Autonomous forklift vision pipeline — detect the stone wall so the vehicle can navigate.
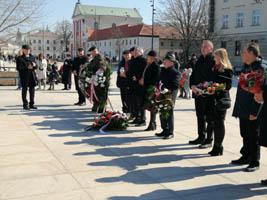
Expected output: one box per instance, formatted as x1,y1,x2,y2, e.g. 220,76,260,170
0,72,18,86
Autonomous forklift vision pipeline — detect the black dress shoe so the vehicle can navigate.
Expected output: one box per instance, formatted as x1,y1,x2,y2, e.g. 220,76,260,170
155,131,166,137
23,106,30,110
189,137,205,145
74,102,81,105
163,134,174,140
261,179,267,185
231,157,251,165
199,140,212,149
244,162,259,172
209,145,223,156
79,102,86,106
62,88,67,90
135,120,146,127
145,122,156,131
29,105,37,109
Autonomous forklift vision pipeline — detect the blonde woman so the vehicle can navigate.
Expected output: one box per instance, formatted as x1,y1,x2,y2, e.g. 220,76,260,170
207,48,234,156
36,53,47,90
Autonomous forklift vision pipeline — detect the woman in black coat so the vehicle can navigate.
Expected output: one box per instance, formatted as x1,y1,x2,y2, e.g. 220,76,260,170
139,50,160,131
254,80,267,185
206,48,234,156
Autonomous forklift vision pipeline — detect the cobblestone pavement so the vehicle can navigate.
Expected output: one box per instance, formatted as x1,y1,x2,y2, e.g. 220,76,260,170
0,72,267,200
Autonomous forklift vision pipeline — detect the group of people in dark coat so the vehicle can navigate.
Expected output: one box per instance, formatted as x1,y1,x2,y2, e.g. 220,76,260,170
117,47,180,139
189,41,267,185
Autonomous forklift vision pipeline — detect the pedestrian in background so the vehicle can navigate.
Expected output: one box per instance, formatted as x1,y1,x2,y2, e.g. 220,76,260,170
36,53,47,90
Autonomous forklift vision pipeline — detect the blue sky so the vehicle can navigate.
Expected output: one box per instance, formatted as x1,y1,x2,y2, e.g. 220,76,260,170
45,0,155,29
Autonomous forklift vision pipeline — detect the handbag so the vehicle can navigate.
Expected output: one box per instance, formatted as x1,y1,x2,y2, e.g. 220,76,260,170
215,97,231,111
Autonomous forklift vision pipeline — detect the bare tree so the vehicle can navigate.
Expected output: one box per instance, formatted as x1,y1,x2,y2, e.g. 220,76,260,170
0,0,47,39
157,0,215,62
111,28,125,61
54,20,72,53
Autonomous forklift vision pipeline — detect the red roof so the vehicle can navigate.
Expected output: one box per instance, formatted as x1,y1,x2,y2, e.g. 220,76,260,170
88,24,181,41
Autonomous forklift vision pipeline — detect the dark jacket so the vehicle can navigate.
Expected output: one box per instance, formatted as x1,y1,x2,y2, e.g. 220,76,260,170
72,55,88,73
190,53,215,87
87,54,102,75
232,59,267,119
16,54,37,88
160,66,180,91
188,58,197,71
259,81,267,147
62,58,73,84
128,55,147,95
116,58,130,88
144,61,161,89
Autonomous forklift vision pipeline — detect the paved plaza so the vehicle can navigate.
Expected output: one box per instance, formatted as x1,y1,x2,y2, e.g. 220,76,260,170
1,72,267,200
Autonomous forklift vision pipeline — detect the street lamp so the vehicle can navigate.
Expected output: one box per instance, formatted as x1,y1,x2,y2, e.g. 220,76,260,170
150,0,156,50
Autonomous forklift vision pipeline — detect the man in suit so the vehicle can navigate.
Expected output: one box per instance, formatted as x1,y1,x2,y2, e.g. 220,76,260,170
73,48,88,106
16,45,38,110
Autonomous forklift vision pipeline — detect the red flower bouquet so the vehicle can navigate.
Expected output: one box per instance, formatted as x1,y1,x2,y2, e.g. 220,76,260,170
157,88,173,120
196,81,226,95
239,71,266,94
91,110,128,132
144,85,160,112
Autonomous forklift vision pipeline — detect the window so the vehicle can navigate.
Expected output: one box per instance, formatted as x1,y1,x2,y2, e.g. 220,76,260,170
112,23,116,27
38,40,41,44
47,47,50,50
104,42,106,46
47,40,49,44
38,46,41,50
222,15,229,29
53,47,56,51
224,0,229,2
61,41,63,44
221,41,227,49
76,21,79,32
53,40,56,44
33,47,36,50
161,42,164,46
122,40,124,45
235,41,241,56
130,40,131,45
236,12,244,28
170,41,174,47
33,40,36,44
126,40,128,45
134,39,136,45
110,42,111,46
252,10,260,26
100,42,101,47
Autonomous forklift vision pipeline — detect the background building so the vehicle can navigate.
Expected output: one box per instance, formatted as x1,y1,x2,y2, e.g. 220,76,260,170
86,24,184,61
213,0,267,67
71,2,143,56
26,30,63,59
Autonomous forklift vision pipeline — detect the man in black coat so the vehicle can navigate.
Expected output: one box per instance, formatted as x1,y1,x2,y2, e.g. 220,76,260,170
73,48,88,106
128,47,147,126
189,40,215,147
232,42,267,172
254,74,267,184
117,50,132,114
62,54,73,90
155,52,180,139
87,46,103,112
16,45,38,110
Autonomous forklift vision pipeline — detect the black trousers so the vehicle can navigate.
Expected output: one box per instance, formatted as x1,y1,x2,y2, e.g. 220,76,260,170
120,87,132,113
194,96,214,140
22,86,35,107
74,75,85,103
160,89,178,134
132,94,146,121
63,71,72,89
239,118,261,163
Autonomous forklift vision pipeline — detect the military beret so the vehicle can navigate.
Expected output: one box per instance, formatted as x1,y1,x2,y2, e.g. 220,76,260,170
123,50,130,55
77,47,84,51
88,46,96,52
147,50,157,57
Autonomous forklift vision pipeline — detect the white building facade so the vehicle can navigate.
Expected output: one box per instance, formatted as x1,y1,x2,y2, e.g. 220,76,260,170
212,0,267,66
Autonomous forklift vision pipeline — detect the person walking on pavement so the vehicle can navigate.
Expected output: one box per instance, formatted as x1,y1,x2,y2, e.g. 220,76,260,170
62,54,73,90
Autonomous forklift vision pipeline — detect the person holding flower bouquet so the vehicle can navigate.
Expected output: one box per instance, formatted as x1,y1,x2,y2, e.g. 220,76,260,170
232,42,267,172
140,50,160,131
155,52,180,139
205,48,234,156
254,76,267,185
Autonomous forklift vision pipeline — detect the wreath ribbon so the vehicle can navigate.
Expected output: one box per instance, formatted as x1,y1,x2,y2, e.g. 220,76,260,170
99,114,121,134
